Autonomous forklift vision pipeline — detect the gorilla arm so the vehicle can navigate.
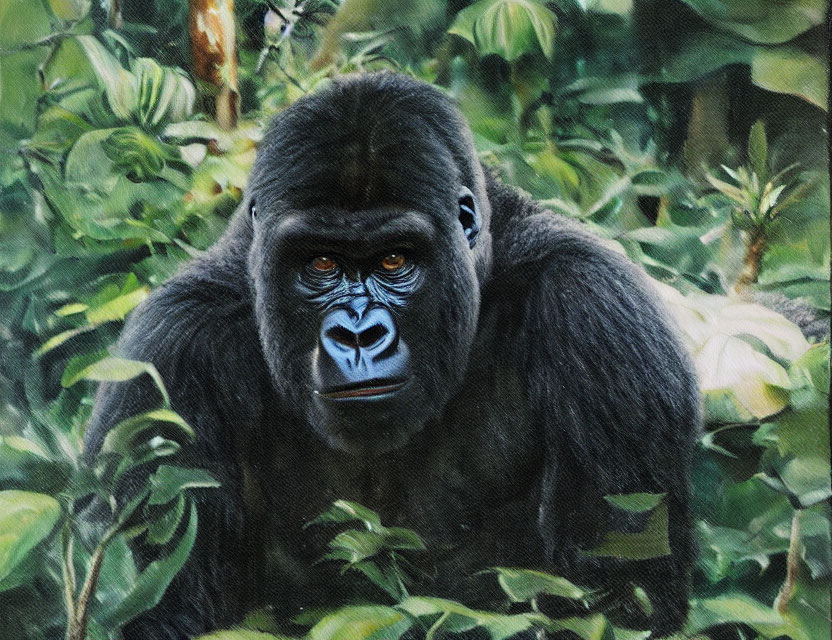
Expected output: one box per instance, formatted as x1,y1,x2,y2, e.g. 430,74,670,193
84,258,266,639
491,210,700,633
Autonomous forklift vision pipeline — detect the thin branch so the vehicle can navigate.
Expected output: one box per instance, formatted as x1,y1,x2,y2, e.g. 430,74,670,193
61,522,76,624
775,509,802,615
65,526,118,640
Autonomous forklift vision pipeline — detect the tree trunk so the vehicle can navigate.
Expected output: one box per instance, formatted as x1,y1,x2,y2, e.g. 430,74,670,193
189,0,239,129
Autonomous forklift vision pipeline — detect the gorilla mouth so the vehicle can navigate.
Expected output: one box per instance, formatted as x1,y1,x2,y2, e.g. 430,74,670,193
316,378,409,399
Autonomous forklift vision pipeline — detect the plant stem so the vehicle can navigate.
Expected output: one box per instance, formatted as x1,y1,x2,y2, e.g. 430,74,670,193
774,509,802,615
735,227,767,292
65,526,118,640
61,522,76,623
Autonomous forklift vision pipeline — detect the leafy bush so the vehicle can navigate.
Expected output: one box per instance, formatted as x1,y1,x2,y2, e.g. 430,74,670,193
0,1,828,639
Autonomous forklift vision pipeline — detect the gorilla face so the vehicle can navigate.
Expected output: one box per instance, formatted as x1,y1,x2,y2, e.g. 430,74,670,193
248,195,483,454
243,74,492,455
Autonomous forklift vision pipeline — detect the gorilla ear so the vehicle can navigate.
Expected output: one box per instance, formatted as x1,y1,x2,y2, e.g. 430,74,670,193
458,188,481,249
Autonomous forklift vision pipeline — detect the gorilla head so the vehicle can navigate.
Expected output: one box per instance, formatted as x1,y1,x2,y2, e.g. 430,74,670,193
246,73,493,454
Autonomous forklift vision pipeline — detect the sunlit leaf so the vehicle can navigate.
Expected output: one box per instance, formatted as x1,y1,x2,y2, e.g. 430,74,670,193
449,0,558,61
491,567,585,602
0,491,61,585
307,605,411,640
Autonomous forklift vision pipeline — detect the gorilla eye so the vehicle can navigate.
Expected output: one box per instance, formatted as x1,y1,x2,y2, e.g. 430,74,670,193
311,256,337,272
380,254,406,271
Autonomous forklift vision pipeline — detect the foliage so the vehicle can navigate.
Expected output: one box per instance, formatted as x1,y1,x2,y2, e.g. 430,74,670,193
0,0,828,638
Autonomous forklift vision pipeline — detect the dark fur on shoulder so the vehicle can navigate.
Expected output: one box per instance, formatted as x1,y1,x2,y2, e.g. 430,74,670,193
85,72,700,638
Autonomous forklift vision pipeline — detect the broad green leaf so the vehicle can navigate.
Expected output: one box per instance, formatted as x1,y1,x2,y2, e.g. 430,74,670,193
695,334,792,422
686,593,803,639
760,455,832,508
751,46,828,111
604,493,666,513
585,503,671,560
658,31,752,84
681,0,824,45
147,466,221,506
100,409,194,456
449,0,558,61
0,491,61,584
74,35,138,121
62,357,169,406
146,494,186,545
60,350,108,388
398,597,554,639
101,502,199,628
308,605,411,640
47,0,90,21
491,567,585,602
84,285,148,324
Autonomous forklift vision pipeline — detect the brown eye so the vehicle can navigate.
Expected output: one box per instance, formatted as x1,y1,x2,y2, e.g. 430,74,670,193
311,256,337,272
380,254,406,271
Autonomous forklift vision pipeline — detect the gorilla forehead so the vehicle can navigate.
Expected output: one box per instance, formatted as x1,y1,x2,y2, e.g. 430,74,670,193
269,207,440,259
251,73,479,214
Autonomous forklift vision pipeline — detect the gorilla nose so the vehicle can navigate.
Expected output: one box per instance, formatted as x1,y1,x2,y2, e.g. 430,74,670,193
321,306,397,359
325,322,389,350
317,305,410,394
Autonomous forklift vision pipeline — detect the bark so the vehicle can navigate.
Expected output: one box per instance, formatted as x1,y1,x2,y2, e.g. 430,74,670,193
189,0,239,129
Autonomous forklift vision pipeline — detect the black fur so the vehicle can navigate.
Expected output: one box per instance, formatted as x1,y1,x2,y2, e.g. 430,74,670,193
85,72,701,638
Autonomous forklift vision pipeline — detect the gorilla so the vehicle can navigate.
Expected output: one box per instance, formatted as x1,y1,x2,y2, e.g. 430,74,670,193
85,72,700,638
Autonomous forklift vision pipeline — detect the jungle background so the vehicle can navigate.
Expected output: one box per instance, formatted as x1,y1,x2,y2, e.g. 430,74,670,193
0,1,829,639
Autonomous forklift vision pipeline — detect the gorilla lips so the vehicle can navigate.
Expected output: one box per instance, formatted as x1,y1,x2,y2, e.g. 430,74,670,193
315,378,409,399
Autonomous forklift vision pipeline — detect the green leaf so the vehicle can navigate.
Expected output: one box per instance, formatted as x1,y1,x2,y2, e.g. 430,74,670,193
61,357,170,406
695,334,793,422
308,605,412,640
307,500,382,530
0,491,61,585
397,597,550,640
686,593,803,639
328,530,385,564
751,46,828,111
681,0,825,45
604,492,666,513
491,567,585,602
84,284,148,324
748,120,769,184
146,493,186,545
449,0,558,61
74,35,138,120
381,526,427,551
147,466,221,506
101,501,199,628
100,409,194,456
35,324,100,356
47,0,90,21
585,503,671,560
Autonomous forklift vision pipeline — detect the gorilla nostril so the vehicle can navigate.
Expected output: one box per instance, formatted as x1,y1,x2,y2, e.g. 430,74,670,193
326,326,358,347
358,324,388,348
